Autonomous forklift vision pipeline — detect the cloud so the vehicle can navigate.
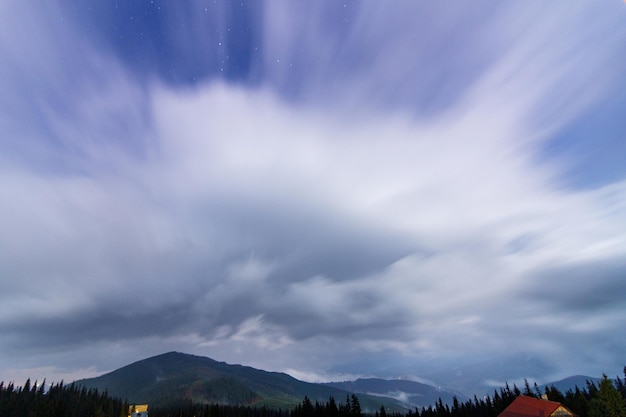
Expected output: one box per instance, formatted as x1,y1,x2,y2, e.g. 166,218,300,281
1,366,103,386
1,0,626,388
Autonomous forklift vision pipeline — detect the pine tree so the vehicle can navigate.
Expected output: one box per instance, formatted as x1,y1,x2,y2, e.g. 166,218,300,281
523,379,534,397
589,375,626,417
350,395,362,417
567,386,590,417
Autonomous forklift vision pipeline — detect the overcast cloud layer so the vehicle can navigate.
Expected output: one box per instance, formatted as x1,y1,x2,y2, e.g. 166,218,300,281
1,1,626,393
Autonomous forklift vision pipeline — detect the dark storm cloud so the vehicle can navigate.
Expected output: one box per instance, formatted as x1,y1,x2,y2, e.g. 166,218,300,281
522,257,626,313
0,163,417,351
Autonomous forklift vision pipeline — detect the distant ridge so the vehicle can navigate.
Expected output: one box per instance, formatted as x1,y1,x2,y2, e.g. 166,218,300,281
75,352,407,411
325,378,467,408
540,375,601,394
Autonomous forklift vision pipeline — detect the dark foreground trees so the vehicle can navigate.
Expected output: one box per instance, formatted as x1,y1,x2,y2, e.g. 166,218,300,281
0,379,126,417
288,368,626,417
2,367,625,417
589,374,626,417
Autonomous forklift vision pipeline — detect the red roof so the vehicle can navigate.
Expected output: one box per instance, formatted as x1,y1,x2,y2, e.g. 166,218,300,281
498,396,575,417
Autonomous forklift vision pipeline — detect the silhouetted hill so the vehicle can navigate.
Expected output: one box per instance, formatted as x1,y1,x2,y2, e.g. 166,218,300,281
540,375,601,394
75,352,406,411
325,378,467,408
420,355,552,397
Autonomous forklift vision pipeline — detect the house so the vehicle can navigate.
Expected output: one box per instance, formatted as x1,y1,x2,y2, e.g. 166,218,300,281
498,395,577,417
128,404,149,417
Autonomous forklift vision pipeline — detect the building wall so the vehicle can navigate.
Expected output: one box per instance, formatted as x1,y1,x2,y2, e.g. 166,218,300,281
551,406,575,417
129,404,149,417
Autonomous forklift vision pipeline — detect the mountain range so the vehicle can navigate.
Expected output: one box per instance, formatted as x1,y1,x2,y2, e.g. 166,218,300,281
539,375,602,394
75,352,407,411
75,352,600,411
325,378,466,409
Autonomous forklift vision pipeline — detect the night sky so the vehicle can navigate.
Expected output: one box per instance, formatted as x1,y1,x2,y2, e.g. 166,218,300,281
1,1,626,392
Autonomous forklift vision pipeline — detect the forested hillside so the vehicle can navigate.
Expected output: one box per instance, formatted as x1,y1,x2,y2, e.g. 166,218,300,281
75,352,405,410
324,378,464,409
288,372,626,417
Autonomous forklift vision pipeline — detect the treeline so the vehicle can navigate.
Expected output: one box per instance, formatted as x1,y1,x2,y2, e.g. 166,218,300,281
289,369,626,417
149,402,291,417
147,394,363,417
412,370,626,417
291,394,364,417
2,369,626,417
0,379,126,417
